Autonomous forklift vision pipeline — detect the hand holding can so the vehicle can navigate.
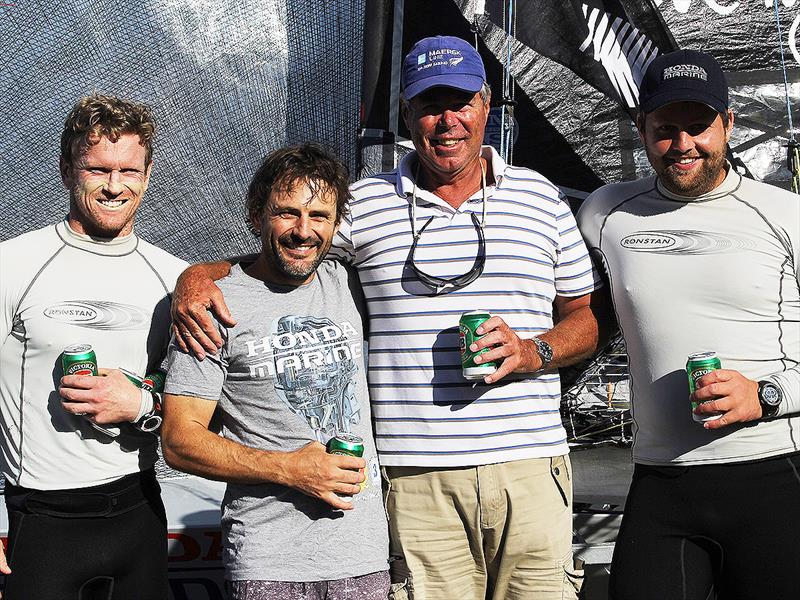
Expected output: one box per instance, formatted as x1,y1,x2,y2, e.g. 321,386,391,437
326,434,365,499
61,344,120,437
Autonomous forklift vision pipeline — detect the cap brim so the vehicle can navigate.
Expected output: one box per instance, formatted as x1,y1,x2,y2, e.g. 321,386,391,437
403,74,484,100
640,89,727,114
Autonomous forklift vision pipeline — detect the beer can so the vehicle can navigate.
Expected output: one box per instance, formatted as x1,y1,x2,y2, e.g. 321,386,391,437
326,434,364,457
144,370,166,393
459,311,498,380
61,345,120,438
326,434,365,500
120,368,156,392
121,368,146,388
687,351,723,423
61,344,98,377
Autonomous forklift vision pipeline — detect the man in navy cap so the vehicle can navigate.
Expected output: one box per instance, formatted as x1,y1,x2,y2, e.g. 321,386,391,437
171,35,601,599
578,49,800,598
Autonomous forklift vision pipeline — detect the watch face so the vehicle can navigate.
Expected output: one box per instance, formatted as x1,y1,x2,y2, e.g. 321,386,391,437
139,415,163,433
761,383,781,406
535,338,553,362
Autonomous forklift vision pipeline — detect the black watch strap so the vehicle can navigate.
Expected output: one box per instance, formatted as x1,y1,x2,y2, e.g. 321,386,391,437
757,380,782,419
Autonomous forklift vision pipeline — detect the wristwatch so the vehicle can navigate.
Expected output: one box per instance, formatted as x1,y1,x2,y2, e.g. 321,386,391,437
531,337,554,371
757,380,782,419
134,392,163,434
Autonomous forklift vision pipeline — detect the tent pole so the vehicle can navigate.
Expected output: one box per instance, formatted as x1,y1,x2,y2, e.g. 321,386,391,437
389,0,405,140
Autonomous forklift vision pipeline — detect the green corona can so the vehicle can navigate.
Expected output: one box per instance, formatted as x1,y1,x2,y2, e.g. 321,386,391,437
61,344,98,377
687,351,723,423
459,311,498,380
326,434,364,457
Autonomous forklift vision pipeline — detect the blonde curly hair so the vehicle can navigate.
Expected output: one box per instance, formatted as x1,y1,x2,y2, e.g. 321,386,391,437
60,94,155,167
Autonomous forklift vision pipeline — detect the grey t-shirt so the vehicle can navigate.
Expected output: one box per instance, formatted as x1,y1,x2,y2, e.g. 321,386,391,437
165,260,389,581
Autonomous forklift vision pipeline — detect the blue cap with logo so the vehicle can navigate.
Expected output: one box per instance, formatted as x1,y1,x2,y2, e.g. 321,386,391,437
401,36,486,100
638,49,729,114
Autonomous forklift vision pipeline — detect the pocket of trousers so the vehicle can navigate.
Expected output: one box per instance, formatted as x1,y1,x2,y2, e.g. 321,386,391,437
5,510,27,568
561,551,584,599
550,455,571,508
381,466,393,524
382,468,414,599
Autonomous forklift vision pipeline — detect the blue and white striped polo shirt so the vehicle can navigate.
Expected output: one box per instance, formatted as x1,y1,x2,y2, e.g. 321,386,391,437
332,146,599,467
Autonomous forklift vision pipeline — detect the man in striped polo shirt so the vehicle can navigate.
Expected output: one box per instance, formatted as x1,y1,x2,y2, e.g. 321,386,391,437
171,36,602,600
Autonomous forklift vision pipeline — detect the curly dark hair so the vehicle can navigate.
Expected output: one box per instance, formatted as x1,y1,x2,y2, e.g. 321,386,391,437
60,94,155,167
246,143,351,235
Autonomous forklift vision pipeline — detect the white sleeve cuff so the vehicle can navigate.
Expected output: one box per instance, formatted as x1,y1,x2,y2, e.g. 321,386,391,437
133,388,154,422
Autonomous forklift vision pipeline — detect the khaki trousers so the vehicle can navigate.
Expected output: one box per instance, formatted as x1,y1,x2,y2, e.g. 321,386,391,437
383,456,582,600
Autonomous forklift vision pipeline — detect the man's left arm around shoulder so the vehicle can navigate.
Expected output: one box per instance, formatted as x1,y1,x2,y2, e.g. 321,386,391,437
470,287,614,384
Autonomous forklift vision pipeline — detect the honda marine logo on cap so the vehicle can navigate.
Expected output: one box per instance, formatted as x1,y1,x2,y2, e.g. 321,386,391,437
663,64,708,81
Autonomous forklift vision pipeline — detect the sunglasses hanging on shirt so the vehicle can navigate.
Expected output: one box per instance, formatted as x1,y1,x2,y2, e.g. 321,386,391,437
408,162,488,295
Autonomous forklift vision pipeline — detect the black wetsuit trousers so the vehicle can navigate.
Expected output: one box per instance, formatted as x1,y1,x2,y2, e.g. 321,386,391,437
3,469,168,600
609,451,800,600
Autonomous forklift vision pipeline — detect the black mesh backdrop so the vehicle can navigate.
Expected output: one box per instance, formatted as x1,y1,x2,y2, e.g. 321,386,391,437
451,0,798,190
0,0,365,261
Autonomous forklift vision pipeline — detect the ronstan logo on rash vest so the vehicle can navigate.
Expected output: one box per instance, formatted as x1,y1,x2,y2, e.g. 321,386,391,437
620,231,750,255
43,301,150,330
620,232,677,250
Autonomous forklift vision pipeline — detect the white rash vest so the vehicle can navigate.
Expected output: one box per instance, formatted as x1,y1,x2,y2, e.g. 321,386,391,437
0,221,187,489
578,167,800,466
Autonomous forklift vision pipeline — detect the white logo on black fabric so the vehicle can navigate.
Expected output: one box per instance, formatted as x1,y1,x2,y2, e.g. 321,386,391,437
43,301,150,330
653,0,739,17
663,64,707,81
790,13,800,67
579,3,660,109
620,230,750,254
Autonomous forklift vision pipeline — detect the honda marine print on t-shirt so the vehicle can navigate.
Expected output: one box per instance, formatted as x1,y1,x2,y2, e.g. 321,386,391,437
242,315,364,442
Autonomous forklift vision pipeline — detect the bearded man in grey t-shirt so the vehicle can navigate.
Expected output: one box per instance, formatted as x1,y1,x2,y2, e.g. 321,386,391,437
161,144,389,600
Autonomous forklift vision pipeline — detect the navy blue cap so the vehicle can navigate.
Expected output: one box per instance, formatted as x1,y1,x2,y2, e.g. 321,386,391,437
639,49,729,114
401,36,486,100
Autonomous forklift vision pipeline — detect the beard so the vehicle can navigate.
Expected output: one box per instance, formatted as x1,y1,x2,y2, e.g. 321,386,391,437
269,233,330,282
652,146,727,197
